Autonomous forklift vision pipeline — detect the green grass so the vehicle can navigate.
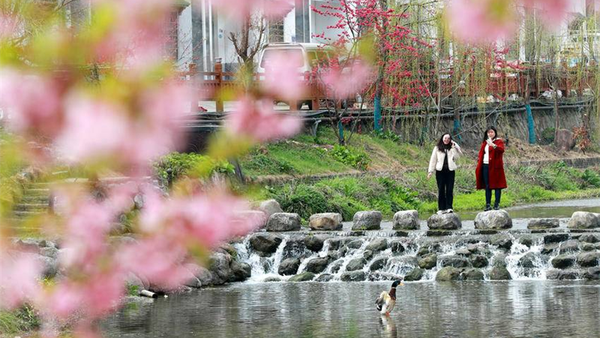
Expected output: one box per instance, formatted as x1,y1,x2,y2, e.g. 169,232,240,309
0,306,40,336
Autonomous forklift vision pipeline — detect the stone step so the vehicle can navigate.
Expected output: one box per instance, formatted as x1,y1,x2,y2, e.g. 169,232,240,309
24,188,51,196
12,210,48,218
14,203,49,212
21,195,50,203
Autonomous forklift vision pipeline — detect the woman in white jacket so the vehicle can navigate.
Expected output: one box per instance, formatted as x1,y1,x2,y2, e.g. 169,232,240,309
427,133,462,214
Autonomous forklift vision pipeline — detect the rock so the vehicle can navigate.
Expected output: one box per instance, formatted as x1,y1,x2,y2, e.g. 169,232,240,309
264,277,281,282
470,255,489,268
346,240,364,249
393,210,419,230
289,272,316,282
435,267,462,281
489,266,512,280
551,254,575,269
329,261,344,274
427,213,462,230
390,241,405,255
195,267,215,287
527,218,559,230
315,274,334,282
249,234,283,256
309,213,343,231
366,238,388,253
554,129,575,151
567,212,600,229
208,253,233,284
259,199,283,218
369,257,388,271
579,234,600,243
304,236,326,252
474,210,512,230
547,270,579,280
327,238,346,250
577,252,600,267
583,267,600,280
559,240,580,254
404,267,424,281
461,268,484,281
518,236,535,247
266,213,301,232
352,211,382,230
305,257,330,274
582,243,596,251
278,258,301,275
492,254,508,268
282,239,306,258
346,258,367,272
40,246,59,259
229,261,251,282
389,256,418,267
491,234,512,250
541,243,559,255
519,252,546,268
439,255,470,268
363,250,374,261
340,271,366,282
455,248,471,257
418,254,437,269
237,210,268,229
544,234,569,244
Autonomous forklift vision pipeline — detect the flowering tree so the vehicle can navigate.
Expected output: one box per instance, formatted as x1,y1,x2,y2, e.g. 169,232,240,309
0,0,300,336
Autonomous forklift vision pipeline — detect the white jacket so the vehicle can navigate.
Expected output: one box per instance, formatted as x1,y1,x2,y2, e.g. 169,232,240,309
428,144,462,173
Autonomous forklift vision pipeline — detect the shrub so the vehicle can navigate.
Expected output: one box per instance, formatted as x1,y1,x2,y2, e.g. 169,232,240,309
154,152,234,187
330,145,370,170
242,153,296,175
541,127,555,145
581,169,600,188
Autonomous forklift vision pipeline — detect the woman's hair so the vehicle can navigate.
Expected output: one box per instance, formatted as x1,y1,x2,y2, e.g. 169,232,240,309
436,133,452,151
483,126,498,142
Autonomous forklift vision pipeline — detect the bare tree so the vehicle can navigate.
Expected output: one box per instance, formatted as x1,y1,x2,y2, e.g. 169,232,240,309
228,14,267,71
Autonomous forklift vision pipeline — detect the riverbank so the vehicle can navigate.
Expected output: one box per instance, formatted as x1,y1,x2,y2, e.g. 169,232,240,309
232,129,600,220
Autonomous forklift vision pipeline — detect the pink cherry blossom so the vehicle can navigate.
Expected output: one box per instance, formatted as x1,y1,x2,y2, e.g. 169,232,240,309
521,0,570,27
225,96,302,142
0,69,63,137
446,0,518,44
210,0,294,20
262,51,307,100
0,252,42,310
0,14,20,40
321,60,373,99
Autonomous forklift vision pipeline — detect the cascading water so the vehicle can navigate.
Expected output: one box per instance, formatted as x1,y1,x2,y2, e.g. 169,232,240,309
236,229,600,282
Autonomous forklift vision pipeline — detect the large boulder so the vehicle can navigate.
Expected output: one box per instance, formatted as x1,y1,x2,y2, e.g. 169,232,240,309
304,236,326,252
369,257,388,271
249,234,283,256
558,240,580,254
266,213,301,232
366,238,388,253
435,267,462,281
289,272,316,282
474,210,512,230
309,213,343,231
527,218,559,230
418,254,438,269
439,255,470,268
554,129,576,151
577,252,600,267
352,211,382,230
393,210,419,230
470,255,489,268
427,213,461,230
568,212,600,229
583,267,600,280
315,274,334,282
340,271,366,282
461,268,484,281
489,266,512,280
305,257,330,274
346,258,367,271
519,252,545,268
259,199,283,218
579,234,600,243
544,234,569,244
229,261,252,282
546,270,579,280
208,253,233,284
404,267,424,281
551,254,575,269
491,234,513,250
278,258,301,275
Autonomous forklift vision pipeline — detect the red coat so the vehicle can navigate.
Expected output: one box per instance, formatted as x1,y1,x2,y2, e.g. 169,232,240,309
476,138,507,190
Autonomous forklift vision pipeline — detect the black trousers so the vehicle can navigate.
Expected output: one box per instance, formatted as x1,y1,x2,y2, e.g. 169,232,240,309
436,169,455,211
482,164,501,206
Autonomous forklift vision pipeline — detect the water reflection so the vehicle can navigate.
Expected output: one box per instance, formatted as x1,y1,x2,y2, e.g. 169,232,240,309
103,281,600,338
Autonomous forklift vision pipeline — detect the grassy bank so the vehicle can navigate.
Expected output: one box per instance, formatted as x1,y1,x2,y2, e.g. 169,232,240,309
0,306,40,337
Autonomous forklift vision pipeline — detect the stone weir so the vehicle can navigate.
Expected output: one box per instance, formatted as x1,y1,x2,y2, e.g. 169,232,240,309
234,210,600,283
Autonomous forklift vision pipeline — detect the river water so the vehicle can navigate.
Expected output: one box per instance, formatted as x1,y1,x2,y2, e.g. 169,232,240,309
102,281,600,338
101,198,600,337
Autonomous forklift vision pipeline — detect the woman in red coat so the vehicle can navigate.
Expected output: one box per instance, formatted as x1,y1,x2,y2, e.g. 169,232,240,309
475,126,507,211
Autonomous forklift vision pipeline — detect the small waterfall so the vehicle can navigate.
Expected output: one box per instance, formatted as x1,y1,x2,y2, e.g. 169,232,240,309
236,229,598,283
